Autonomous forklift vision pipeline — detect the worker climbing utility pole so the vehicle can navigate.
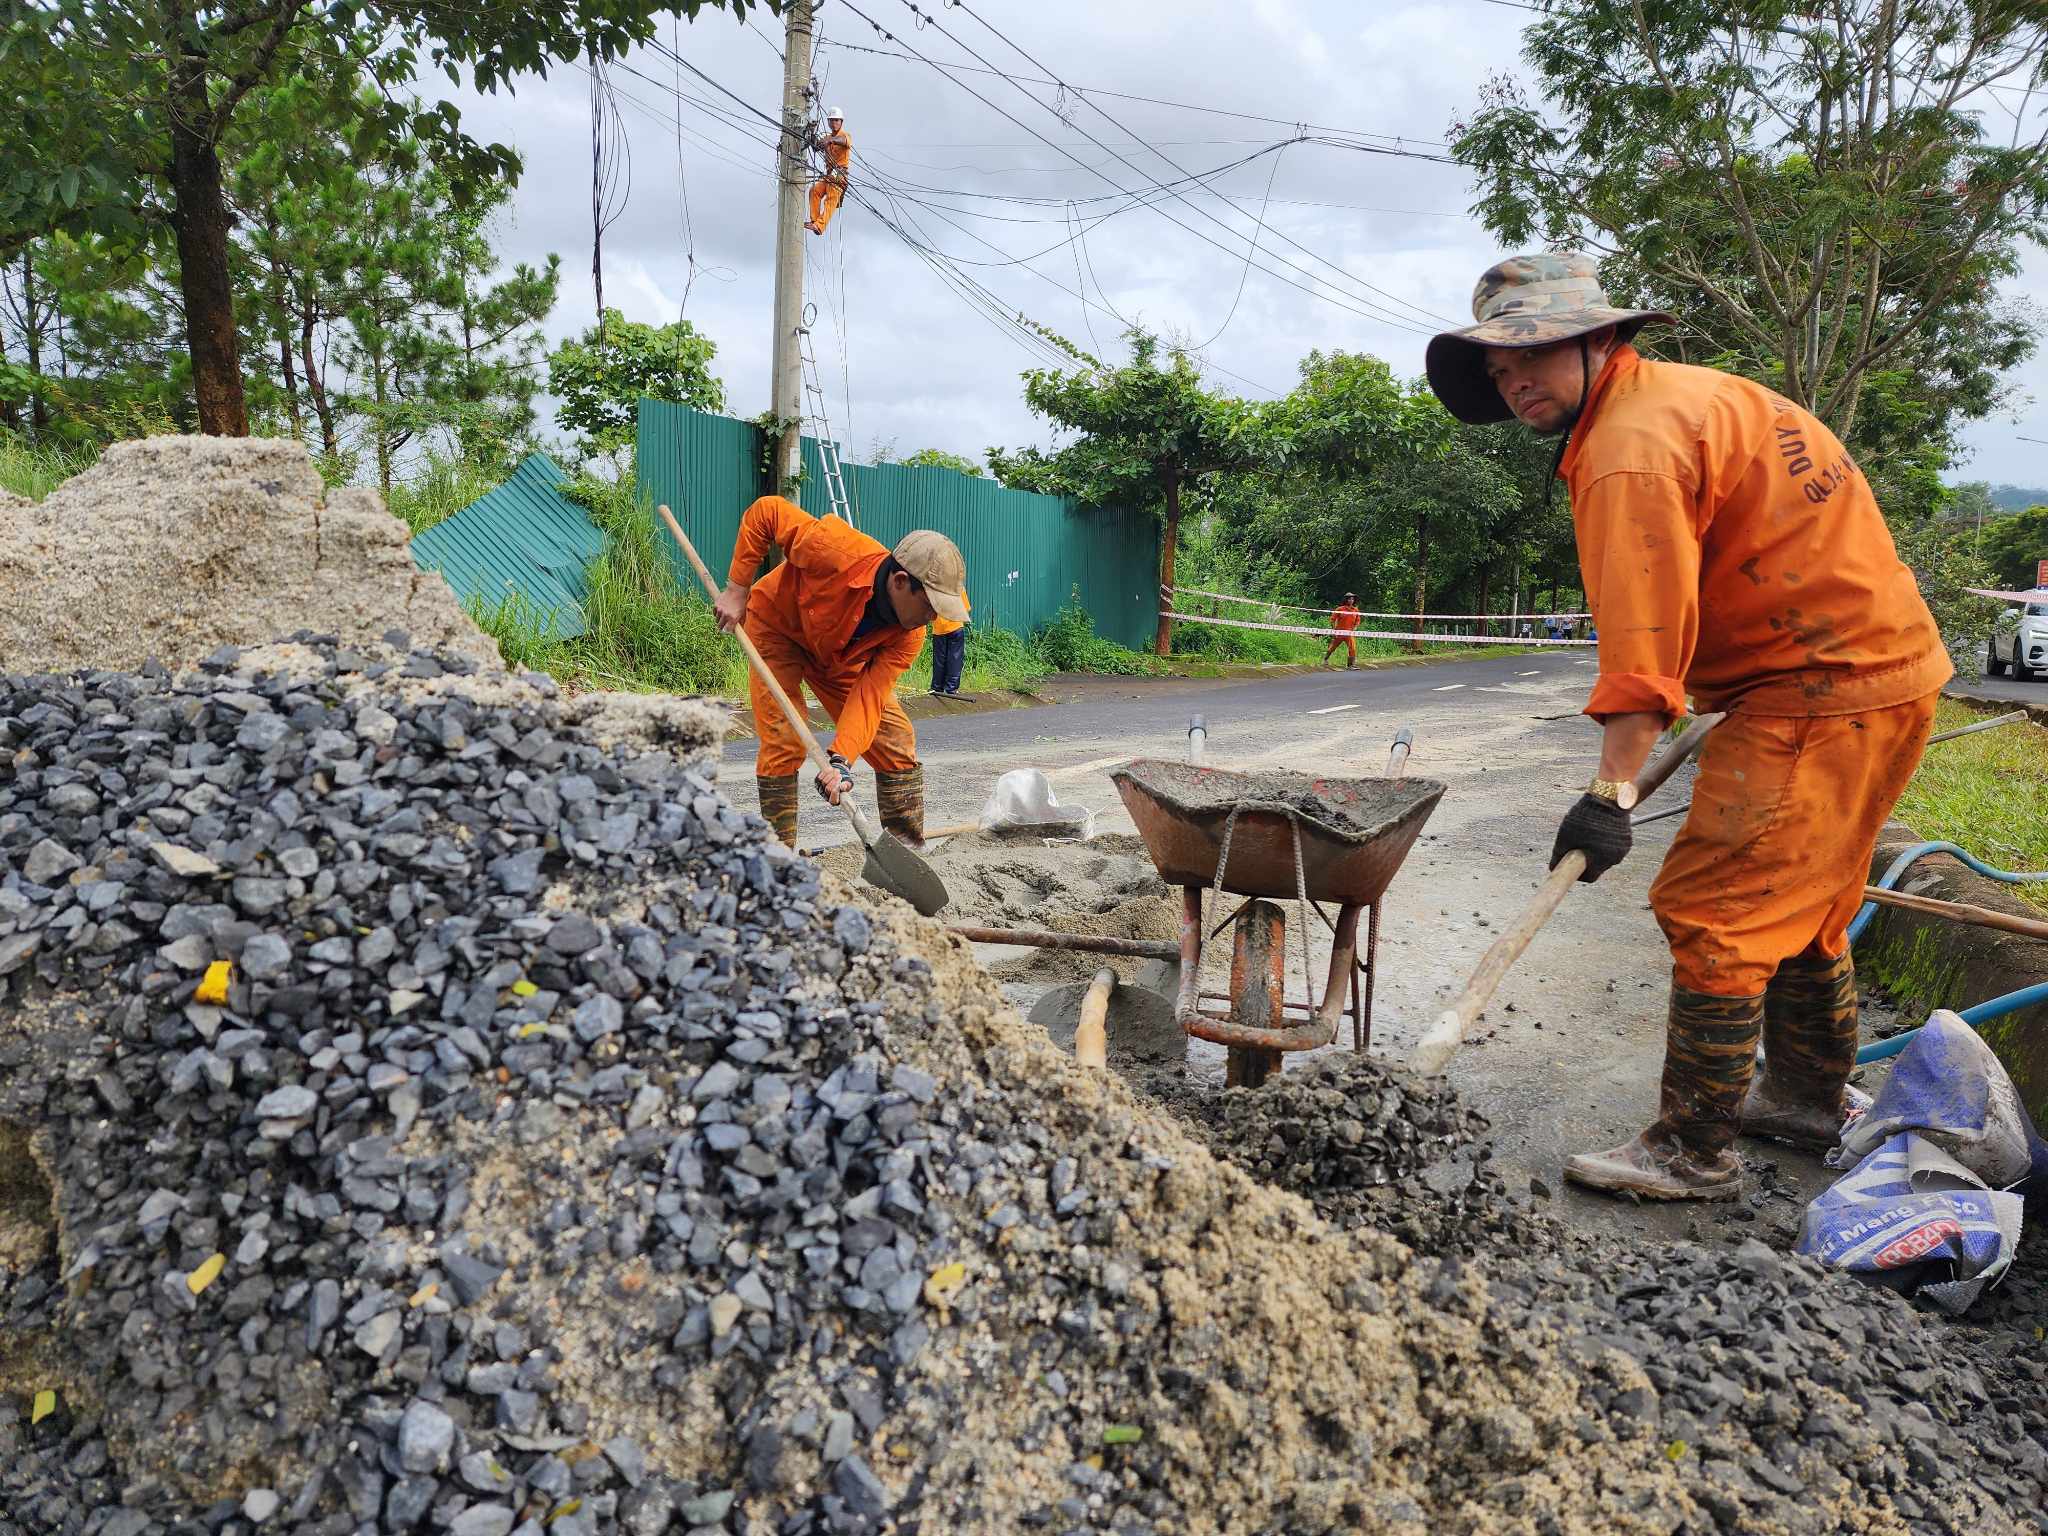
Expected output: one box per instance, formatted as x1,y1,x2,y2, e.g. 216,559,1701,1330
768,0,815,496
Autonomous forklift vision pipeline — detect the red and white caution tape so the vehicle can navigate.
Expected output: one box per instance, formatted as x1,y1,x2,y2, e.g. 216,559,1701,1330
1160,610,1596,647
1164,584,1591,623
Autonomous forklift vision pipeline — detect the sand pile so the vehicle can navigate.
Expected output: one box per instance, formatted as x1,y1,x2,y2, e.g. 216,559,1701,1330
0,436,492,676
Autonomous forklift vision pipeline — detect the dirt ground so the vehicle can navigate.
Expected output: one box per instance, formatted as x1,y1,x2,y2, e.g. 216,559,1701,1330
836,662,1886,1248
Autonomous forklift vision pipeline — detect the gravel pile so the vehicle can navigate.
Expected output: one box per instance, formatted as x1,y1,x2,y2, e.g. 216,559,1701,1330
1,627,2042,1533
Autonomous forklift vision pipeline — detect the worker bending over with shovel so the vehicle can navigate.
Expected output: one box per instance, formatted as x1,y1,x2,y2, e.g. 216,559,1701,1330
712,495,967,850
1426,252,1951,1201
1323,593,1362,669
807,107,850,234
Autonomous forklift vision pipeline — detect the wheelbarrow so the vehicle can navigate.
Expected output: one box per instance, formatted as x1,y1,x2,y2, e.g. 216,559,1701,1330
1111,733,1444,1087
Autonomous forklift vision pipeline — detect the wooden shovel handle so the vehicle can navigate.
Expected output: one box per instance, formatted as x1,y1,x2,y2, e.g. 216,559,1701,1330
1075,967,1114,1069
1410,712,1722,1076
1859,884,2048,942
656,504,882,847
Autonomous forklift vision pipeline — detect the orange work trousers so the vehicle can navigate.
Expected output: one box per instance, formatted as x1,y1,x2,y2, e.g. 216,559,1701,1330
808,176,846,233
1323,635,1356,665
747,620,918,778
1649,693,1938,997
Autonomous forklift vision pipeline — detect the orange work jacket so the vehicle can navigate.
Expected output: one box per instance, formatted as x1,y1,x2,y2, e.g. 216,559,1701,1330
1331,604,1362,633
930,583,971,638
728,496,923,762
819,128,851,176
1559,346,1950,723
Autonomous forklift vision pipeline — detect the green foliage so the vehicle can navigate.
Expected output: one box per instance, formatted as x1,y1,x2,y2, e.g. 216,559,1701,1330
1889,511,2002,649
1450,1,2048,457
1895,700,2048,916
1031,592,1160,676
385,452,499,537
894,448,984,477
548,310,727,458
1980,503,2048,590
0,429,92,500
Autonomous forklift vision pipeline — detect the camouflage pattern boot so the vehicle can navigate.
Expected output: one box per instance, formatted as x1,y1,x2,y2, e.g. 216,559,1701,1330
1742,948,1859,1152
1564,987,1761,1201
873,766,926,849
756,775,800,848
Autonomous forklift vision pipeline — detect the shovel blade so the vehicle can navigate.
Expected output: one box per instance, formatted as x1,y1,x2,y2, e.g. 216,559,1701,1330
860,833,951,916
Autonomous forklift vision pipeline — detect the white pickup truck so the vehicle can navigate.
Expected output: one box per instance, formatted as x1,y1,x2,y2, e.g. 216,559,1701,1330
1986,600,2048,681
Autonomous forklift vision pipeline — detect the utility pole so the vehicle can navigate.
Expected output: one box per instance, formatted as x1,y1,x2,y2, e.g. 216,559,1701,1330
768,0,815,496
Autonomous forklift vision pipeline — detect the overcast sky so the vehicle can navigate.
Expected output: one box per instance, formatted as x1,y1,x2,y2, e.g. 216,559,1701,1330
434,0,2048,490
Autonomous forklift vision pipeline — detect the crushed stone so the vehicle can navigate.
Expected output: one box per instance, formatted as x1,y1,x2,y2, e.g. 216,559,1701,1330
0,641,2042,1533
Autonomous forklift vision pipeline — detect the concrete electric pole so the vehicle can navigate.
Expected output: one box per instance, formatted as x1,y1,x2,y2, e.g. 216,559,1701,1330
768,0,815,495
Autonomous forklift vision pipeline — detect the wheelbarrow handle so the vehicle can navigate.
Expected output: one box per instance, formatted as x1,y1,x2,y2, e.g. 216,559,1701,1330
1409,712,1723,1077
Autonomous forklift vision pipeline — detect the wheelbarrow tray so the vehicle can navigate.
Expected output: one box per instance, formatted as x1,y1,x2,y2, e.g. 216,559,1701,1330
1111,759,1444,905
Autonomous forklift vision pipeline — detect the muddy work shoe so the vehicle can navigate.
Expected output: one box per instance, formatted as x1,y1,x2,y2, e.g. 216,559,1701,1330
1563,1132,1743,1201
1740,1074,1845,1152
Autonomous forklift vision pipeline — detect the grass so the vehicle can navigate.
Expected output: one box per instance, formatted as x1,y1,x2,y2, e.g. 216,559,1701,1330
0,431,93,501
1893,697,2048,913
385,452,500,537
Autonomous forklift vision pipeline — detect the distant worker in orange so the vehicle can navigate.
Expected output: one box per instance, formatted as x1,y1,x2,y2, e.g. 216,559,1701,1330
1426,252,1950,1202
806,107,850,235
1323,593,1362,669
928,581,970,698
713,495,968,849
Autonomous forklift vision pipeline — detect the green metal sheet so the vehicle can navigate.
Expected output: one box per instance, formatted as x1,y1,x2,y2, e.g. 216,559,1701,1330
635,400,1161,650
409,452,602,640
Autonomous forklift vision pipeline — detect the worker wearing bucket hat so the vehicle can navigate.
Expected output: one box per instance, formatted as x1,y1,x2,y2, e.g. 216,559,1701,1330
1427,252,1951,1201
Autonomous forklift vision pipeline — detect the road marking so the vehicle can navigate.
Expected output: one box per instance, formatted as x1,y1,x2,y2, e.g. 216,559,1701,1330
1433,683,1465,692
1519,670,1541,677
1306,703,1360,715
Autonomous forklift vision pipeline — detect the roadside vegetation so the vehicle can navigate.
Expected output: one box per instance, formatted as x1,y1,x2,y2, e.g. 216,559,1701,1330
1895,699,2048,915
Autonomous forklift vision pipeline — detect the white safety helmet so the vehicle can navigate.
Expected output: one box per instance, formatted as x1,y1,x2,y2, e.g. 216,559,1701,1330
827,106,845,121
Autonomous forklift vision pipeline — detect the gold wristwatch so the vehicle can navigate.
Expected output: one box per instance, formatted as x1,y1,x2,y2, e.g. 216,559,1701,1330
1588,776,1639,811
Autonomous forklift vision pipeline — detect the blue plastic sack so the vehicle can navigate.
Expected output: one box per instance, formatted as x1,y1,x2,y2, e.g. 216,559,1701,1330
1795,1011,2040,1314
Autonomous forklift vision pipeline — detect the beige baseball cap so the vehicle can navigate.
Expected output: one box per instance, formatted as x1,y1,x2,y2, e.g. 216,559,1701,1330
892,530,969,623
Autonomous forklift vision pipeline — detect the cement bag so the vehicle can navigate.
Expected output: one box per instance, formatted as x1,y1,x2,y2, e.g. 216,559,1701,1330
979,768,1094,840
1795,1133,2024,1314
1835,1010,2048,1188
1796,1011,2042,1314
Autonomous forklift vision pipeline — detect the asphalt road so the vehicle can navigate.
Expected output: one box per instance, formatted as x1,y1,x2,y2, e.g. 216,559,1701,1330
718,648,1600,804
1948,669,2048,707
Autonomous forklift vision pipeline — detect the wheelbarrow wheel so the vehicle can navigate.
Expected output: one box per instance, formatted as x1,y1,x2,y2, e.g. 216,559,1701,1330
1226,1046,1280,1089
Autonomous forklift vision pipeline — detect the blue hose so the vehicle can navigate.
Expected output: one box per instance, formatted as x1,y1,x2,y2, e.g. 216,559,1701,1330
1850,841,2048,1065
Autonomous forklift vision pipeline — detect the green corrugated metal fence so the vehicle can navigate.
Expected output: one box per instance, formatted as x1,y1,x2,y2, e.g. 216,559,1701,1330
635,399,1161,650
409,452,603,639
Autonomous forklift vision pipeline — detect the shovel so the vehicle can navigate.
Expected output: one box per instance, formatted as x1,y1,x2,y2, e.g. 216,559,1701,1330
657,505,951,917
1410,711,1723,1075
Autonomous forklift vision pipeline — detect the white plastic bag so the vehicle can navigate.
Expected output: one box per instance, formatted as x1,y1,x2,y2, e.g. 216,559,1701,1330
978,768,1094,840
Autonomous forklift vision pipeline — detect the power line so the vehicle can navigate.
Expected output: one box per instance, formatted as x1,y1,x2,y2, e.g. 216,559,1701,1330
833,0,1442,337
938,0,1462,330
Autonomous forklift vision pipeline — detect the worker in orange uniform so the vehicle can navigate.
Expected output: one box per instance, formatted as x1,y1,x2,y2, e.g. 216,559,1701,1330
1323,593,1362,669
806,107,850,235
928,582,970,697
712,495,968,849
1426,252,1950,1202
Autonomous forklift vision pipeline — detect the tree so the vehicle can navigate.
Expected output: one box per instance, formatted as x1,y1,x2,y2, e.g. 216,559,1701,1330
1452,1,2048,447
547,309,727,460
989,330,1266,655
894,447,983,477
2,0,766,436
1982,502,2048,591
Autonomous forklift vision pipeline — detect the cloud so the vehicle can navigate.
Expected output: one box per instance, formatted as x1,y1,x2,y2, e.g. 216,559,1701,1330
432,0,2045,487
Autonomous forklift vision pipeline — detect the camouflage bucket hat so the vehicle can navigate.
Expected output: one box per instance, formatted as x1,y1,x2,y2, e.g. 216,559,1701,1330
1424,252,1674,424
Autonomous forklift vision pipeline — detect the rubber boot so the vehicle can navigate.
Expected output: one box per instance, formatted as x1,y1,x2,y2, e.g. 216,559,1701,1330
1742,947,1859,1151
757,775,800,849
1564,986,1760,1201
873,765,925,849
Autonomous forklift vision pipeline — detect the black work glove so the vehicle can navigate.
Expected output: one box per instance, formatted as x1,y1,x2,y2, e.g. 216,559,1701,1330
815,751,855,804
1550,792,1632,884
